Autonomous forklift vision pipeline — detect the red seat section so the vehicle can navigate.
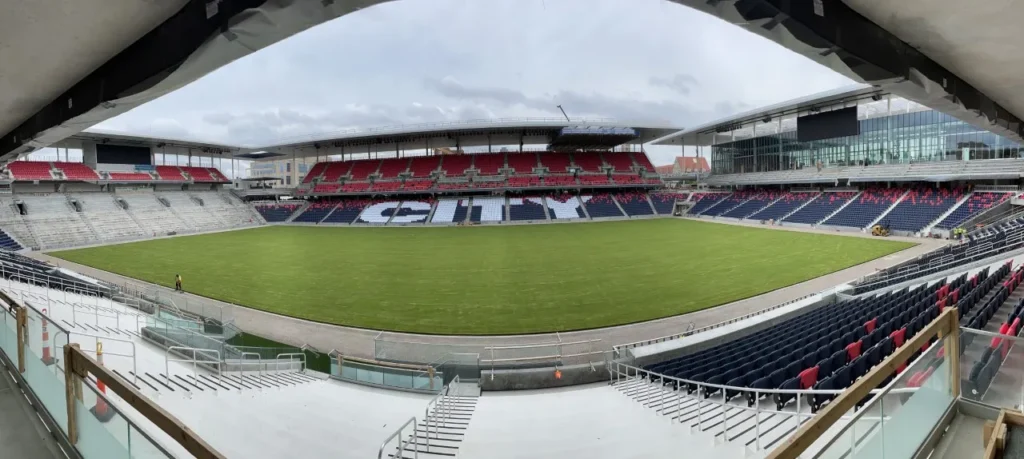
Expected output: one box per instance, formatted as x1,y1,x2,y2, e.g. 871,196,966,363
371,181,403,192
53,162,99,180
436,181,473,190
322,162,352,182
313,183,341,193
611,174,643,185
441,155,472,177
506,153,538,174
573,152,604,172
155,166,187,181
178,166,228,182
8,161,54,180
377,158,409,178
347,160,380,180
544,175,577,186
473,153,504,175
407,156,440,177
508,176,542,188
632,152,656,171
603,152,635,172
303,162,328,183
403,179,434,191
341,182,372,193
108,172,154,181
578,175,611,186
540,153,572,174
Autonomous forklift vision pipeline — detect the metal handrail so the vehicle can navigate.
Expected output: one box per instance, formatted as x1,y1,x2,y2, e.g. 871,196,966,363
238,351,263,388
611,362,918,452
165,346,222,388
65,330,138,383
377,417,418,459
275,352,306,372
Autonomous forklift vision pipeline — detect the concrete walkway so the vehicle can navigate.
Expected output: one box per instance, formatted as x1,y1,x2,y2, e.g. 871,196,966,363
30,219,948,363
0,359,64,459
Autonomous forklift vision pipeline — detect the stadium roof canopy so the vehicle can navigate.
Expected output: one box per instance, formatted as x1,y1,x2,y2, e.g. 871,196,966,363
653,84,885,147
0,1,388,164
52,119,679,163
249,119,679,160
670,0,1024,146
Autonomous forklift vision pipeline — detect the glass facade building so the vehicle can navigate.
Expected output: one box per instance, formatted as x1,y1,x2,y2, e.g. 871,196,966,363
710,108,1024,175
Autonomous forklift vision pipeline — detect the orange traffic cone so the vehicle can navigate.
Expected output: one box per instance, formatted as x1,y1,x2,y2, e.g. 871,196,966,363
41,308,54,366
90,342,115,422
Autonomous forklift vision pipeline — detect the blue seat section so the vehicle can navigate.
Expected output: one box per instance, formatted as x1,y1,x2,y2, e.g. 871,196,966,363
750,193,818,221
323,200,370,223
293,201,337,223
0,250,105,293
783,192,856,224
701,192,752,217
255,203,301,222
615,192,653,216
649,193,677,214
722,190,782,218
882,188,964,232
642,268,997,410
585,194,624,218
453,201,471,223
509,197,547,221
687,193,730,215
855,221,1024,293
934,192,1010,230
0,229,22,251
822,188,904,228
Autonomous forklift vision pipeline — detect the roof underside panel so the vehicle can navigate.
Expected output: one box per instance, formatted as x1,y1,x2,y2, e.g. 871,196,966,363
662,0,1024,146
0,0,393,163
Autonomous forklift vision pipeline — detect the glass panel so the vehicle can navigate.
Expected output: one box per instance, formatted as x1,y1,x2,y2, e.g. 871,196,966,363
960,327,1024,409
74,379,130,459
21,308,69,432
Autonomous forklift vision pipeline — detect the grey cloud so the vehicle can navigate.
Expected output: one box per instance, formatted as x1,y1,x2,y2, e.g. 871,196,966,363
649,74,699,95
423,76,736,127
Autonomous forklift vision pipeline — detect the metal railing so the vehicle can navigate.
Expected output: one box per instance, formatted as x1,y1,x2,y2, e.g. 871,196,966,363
165,346,222,389
1,291,226,458
423,375,461,451
610,360,918,452
377,417,418,459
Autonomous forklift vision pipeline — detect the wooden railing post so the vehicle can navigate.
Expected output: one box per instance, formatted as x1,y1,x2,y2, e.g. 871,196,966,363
15,306,25,373
65,343,81,445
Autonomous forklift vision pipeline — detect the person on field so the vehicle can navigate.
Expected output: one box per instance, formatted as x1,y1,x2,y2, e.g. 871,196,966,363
175,274,183,292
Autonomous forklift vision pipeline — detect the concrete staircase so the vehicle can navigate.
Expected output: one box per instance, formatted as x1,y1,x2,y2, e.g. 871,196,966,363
779,193,821,221
394,383,480,459
922,192,973,234
611,376,823,457
865,189,913,230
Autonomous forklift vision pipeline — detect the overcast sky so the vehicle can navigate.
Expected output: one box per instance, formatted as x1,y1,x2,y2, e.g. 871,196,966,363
85,0,854,166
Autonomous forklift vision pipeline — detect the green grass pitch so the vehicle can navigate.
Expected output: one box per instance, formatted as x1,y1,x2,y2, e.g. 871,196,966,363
50,220,916,335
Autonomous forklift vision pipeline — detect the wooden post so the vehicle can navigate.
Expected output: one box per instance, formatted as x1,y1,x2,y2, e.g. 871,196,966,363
15,306,25,373
945,311,961,397
65,343,80,444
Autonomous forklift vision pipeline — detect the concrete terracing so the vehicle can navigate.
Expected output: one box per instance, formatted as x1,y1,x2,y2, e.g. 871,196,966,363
31,220,947,364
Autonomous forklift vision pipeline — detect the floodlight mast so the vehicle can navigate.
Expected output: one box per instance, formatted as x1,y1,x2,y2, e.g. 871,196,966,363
556,105,570,122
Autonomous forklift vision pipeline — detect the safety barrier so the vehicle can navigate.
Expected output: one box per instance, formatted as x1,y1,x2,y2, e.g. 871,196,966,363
377,417,418,459
767,308,959,458
0,291,225,458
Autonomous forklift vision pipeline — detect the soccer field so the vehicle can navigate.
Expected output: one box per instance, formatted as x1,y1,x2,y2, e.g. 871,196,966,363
50,220,916,335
